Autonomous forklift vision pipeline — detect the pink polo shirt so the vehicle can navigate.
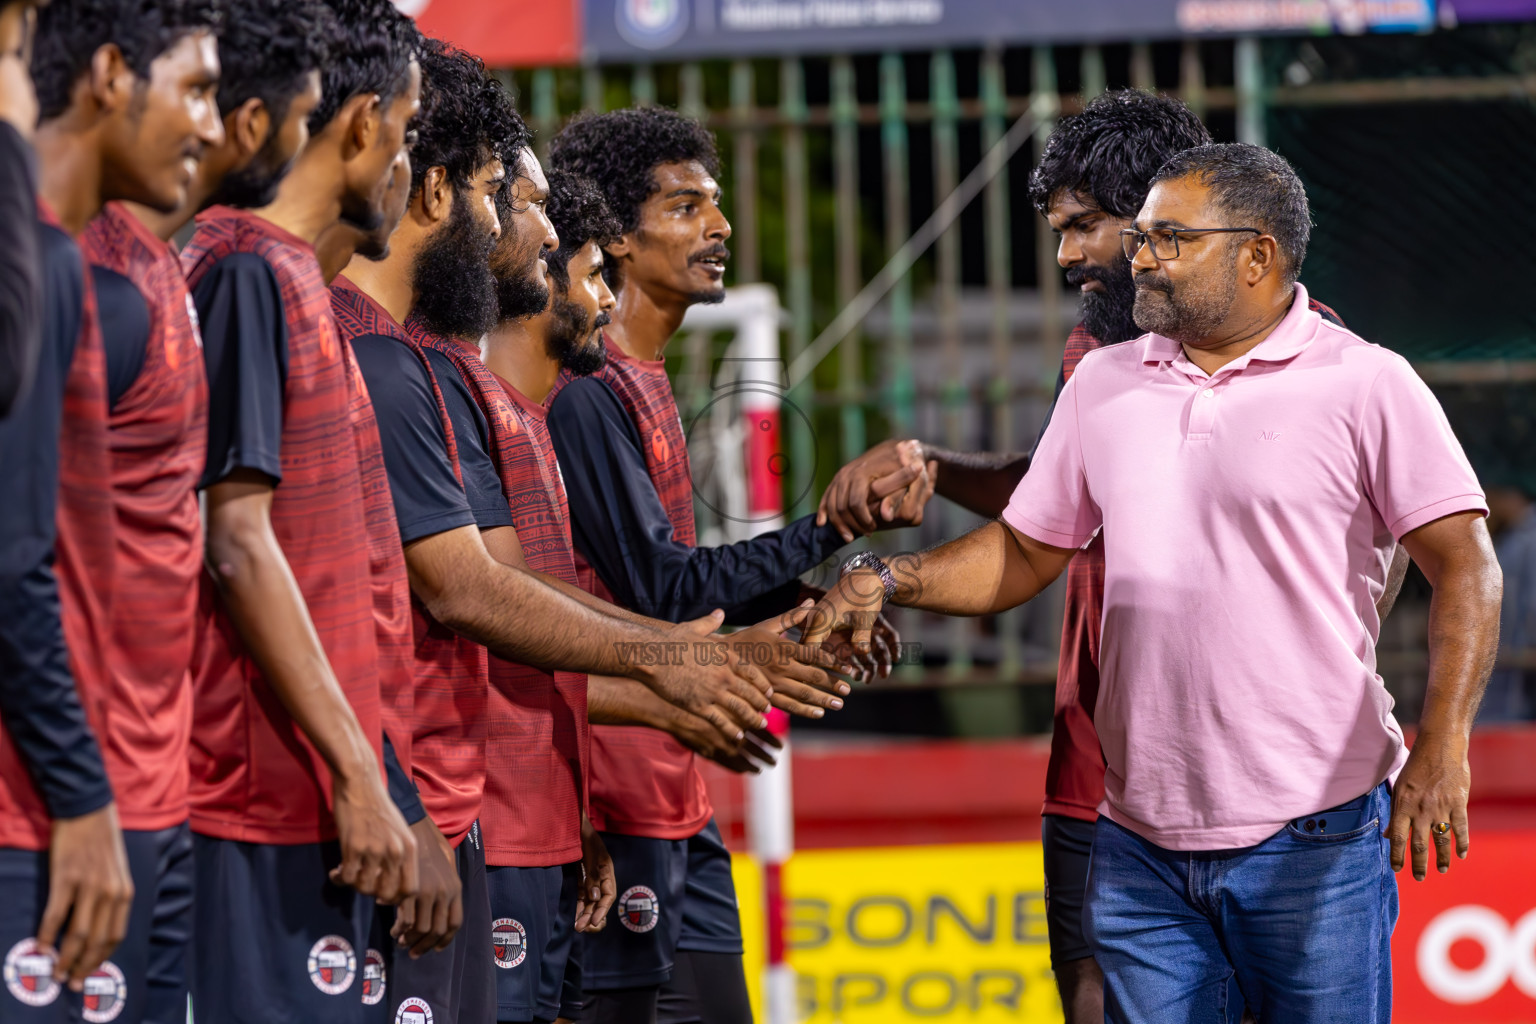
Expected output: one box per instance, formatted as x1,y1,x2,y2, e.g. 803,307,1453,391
1004,284,1486,851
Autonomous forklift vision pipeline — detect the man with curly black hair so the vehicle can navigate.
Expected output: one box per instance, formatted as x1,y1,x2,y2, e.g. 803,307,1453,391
0,2,221,1018
178,3,424,1020
548,107,888,1024
484,168,621,396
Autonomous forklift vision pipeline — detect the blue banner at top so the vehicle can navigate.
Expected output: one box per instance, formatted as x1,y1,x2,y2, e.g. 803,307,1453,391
583,0,1442,60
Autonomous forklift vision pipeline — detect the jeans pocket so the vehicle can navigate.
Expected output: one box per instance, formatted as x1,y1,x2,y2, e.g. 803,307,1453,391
1284,815,1381,843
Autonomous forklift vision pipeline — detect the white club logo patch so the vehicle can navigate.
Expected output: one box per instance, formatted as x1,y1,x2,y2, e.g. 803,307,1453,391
361,948,387,1006
306,935,356,995
618,885,660,933
82,960,127,1022
3,938,60,1007
396,995,434,1024
491,918,527,969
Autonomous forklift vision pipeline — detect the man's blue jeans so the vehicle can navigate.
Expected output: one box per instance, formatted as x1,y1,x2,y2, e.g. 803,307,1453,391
1084,782,1398,1023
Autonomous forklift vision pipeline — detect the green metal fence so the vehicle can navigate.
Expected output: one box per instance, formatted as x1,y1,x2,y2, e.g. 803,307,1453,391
502,31,1536,730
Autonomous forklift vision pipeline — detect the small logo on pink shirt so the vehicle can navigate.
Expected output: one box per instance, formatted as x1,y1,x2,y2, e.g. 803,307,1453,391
1259,431,1282,441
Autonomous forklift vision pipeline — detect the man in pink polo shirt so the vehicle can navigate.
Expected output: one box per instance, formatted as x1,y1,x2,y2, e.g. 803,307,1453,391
806,142,1501,1022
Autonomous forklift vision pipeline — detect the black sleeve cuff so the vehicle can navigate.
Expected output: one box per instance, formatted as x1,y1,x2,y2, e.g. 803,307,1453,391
382,732,426,826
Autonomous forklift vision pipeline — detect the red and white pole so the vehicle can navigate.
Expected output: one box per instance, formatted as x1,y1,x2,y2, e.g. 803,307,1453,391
731,284,794,1024
748,709,795,1024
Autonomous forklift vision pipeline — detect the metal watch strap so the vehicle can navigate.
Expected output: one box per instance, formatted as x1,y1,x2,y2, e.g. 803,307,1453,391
840,551,897,601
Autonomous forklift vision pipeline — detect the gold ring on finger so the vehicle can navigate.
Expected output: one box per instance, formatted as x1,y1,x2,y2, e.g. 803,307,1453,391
1433,821,1452,837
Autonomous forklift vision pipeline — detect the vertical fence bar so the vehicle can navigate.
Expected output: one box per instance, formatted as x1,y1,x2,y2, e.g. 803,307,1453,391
1236,37,1266,145
832,55,865,466
880,53,922,683
1032,47,1063,393
582,64,605,113
981,45,1021,682
781,57,815,520
1180,40,1207,119
1081,44,1107,100
531,67,558,163
929,50,972,679
730,61,761,284
679,61,705,119
879,53,914,436
632,62,656,107
1131,41,1155,90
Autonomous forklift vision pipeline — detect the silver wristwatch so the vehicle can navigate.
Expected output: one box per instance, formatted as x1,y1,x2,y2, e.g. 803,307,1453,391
840,551,898,601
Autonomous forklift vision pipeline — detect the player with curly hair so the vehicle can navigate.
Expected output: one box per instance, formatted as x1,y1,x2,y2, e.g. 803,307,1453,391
0,2,221,1018
547,107,896,1024
177,3,424,1020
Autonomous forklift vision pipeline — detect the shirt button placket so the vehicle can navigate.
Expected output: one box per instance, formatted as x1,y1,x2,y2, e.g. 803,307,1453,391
1188,385,1218,440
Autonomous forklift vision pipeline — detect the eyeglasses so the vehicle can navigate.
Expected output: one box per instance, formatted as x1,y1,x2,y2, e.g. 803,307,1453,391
1119,227,1261,262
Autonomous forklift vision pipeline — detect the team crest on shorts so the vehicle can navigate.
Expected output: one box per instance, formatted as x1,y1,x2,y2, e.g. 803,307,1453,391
618,885,660,933
3,938,59,1007
306,935,357,995
81,960,126,1022
491,918,527,968
361,948,387,1005
396,995,434,1024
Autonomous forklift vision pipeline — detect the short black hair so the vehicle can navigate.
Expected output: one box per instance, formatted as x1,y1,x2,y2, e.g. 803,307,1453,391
32,0,224,123
214,0,331,125
548,107,720,236
1150,142,1312,286
1029,89,1211,220
543,169,622,291
307,0,418,136
409,38,527,200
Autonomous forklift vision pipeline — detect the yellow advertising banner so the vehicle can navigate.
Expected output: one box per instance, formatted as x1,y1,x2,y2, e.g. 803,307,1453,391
733,842,1065,1022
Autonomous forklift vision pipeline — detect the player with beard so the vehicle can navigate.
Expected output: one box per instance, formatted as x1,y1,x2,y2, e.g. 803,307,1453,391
475,167,622,1024
130,0,332,242
178,3,423,1020
815,90,1393,1023
547,108,912,1024
339,49,843,1024
0,2,219,1018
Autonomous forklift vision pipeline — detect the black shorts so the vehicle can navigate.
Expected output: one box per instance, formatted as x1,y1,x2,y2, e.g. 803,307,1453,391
1042,813,1097,968
486,861,583,1022
579,819,743,992
1,823,194,1024
379,820,496,1024
189,833,377,1024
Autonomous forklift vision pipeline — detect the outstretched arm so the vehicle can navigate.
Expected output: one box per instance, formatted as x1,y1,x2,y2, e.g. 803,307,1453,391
802,520,1076,648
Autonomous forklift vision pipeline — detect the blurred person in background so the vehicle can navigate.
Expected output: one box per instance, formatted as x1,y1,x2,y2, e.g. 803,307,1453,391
1481,479,1536,720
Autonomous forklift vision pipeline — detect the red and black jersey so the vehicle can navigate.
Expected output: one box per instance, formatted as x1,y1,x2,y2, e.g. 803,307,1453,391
421,330,589,866
1042,298,1349,824
80,203,207,831
346,306,488,849
182,208,383,844
548,340,710,841
328,276,419,798
0,201,116,850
